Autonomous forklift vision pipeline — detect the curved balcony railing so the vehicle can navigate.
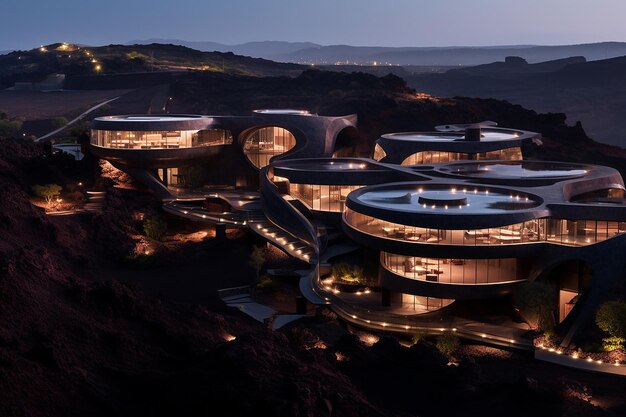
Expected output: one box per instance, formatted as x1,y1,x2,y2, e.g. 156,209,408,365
344,208,626,248
259,167,320,262
381,253,525,285
91,128,233,150
308,272,532,350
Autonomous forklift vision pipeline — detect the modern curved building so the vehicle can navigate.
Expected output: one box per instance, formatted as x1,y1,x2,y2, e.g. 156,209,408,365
373,122,540,165
91,111,358,199
91,115,626,347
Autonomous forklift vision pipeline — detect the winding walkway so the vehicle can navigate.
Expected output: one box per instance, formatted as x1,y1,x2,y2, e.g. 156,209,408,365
36,96,120,142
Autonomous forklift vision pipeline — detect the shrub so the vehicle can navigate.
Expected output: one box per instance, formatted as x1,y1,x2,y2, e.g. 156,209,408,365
32,184,62,205
143,215,167,241
248,246,265,281
0,118,22,137
255,275,274,291
596,301,626,339
514,281,556,332
123,253,154,269
332,263,365,284
411,329,427,345
52,117,69,129
436,332,459,358
602,336,625,352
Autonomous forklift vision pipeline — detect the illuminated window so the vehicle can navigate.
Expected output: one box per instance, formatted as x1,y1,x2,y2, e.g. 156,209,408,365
382,254,524,285
243,127,296,168
344,208,626,247
91,129,233,149
401,151,469,165
289,183,364,212
373,144,387,161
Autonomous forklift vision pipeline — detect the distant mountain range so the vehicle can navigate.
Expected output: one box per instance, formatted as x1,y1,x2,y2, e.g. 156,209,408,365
0,43,303,89
126,39,321,61
408,55,626,147
128,39,626,65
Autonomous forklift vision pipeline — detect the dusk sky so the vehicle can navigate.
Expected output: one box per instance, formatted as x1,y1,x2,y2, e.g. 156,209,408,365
3,0,626,50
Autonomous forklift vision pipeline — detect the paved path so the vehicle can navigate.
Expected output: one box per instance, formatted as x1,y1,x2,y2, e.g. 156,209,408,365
36,96,120,142
320,242,360,264
221,292,308,329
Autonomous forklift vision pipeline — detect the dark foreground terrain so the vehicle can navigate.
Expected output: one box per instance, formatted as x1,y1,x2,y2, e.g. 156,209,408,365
2,64,626,416
2,139,626,417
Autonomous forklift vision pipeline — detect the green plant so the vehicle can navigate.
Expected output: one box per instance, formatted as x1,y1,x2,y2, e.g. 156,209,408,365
411,329,427,345
123,253,154,269
143,215,167,241
514,281,556,332
255,275,274,291
602,336,625,351
436,332,460,358
32,184,62,205
248,246,265,281
332,263,365,284
0,119,23,138
596,301,626,339
52,117,69,129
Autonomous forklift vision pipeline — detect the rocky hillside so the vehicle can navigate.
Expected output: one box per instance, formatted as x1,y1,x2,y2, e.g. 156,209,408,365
3,57,626,416
0,43,304,89
0,140,384,417
408,55,626,147
158,69,626,176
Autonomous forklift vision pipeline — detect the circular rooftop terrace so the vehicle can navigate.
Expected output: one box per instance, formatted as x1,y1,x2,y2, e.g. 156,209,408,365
273,158,382,172
346,182,545,229
253,109,313,116
272,158,398,185
437,161,589,181
381,129,525,143
91,114,213,131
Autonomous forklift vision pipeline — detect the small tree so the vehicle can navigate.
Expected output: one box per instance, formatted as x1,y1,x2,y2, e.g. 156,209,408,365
514,281,556,333
248,245,265,281
143,215,167,241
596,301,626,350
32,184,62,205
436,332,460,358
332,263,365,284
411,329,427,345
0,118,23,138
52,117,69,129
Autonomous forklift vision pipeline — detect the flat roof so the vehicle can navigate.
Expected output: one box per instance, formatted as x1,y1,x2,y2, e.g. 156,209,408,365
354,184,540,214
253,109,312,116
381,129,525,143
437,161,589,180
346,182,546,229
91,114,214,131
94,115,207,122
272,158,401,185
274,158,383,172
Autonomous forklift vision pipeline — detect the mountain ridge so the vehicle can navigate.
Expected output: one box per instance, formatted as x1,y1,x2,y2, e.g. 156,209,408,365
126,39,626,65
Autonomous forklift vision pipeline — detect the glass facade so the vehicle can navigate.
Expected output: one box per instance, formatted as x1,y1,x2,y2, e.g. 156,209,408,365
373,143,387,161
400,294,454,313
91,129,233,149
345,208,626,247
383,253,524,284
289,183,364,212
400,147,522,165
157,167,184,186
243,127,296,168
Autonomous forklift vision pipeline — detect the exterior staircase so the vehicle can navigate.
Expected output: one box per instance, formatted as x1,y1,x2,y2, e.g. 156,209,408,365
249,218,317,264
84,191,106,212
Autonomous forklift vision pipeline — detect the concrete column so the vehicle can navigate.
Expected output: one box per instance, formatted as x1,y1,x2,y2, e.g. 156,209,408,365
381,288,401,306
215,223,226,240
